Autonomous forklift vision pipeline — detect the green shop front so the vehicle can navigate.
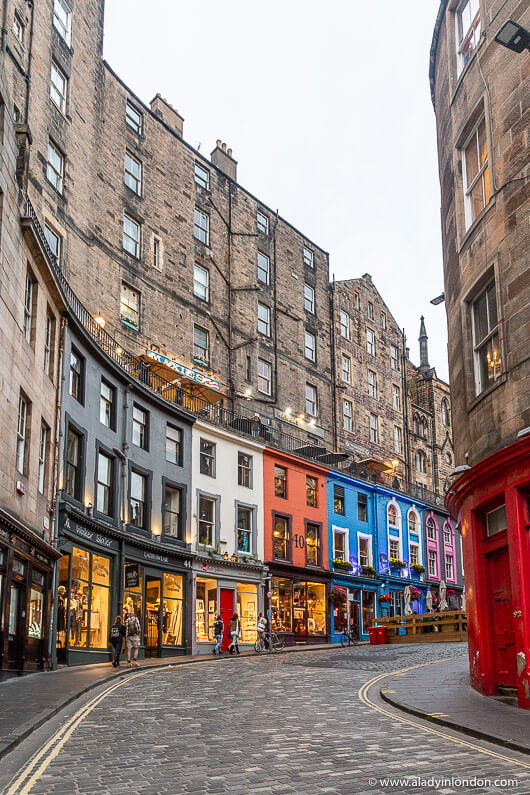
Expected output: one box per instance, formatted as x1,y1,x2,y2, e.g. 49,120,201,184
55,506,192,666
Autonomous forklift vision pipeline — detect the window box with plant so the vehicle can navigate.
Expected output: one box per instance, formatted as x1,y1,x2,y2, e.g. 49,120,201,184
389,557,406,570
332,558,352,573
359,564,376,577
410,562,426,577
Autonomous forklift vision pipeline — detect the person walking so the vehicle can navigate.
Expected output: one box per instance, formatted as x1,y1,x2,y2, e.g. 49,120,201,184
257,612,268,650
228,613,241,655
109,615,126,667
212,614,224,655
125,610,141,667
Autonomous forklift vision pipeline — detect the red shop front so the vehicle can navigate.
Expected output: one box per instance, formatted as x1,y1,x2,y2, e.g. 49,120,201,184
447,435,530,709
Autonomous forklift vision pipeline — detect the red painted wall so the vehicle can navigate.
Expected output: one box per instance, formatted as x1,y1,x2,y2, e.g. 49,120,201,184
263,448,329,569
448,435,530,709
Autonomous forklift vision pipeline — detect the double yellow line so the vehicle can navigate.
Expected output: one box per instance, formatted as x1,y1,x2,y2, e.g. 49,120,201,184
358,659,530,770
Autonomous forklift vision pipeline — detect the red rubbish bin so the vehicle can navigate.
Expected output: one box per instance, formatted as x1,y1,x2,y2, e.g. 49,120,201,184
375,626,388,645
368,627,378,645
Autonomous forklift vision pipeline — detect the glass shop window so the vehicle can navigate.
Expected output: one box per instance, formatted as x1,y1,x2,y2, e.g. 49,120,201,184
123,566,143,635
361,590,376,634
237,583,257,643
66,547,110,649
306,582,326,635
271,577,292,633
162,573,183,646
196,577,218,642
27,587,44,639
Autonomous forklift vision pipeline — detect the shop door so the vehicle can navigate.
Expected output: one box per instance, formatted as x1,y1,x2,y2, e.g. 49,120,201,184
487,546,517,688
7,583,26,672
219,588,234,651
349,600,360,638
145,577,161,657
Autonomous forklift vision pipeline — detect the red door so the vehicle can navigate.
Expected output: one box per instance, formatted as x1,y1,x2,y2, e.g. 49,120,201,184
220,588,234,651
486,546,517,687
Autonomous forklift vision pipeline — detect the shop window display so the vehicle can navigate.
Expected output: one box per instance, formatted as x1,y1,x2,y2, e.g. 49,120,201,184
123,567,143,636
28,588,44,639
271,577,292,633
56,547,110,650
306,582,326,635
237,583,257,643
196,577,218,642
163,573,183,646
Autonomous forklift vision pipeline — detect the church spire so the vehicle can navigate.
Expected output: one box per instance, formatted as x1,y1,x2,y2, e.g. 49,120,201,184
419,315,429,369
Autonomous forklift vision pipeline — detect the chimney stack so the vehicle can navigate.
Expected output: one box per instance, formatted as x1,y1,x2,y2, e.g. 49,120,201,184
211,140,237,181
150,94,184,138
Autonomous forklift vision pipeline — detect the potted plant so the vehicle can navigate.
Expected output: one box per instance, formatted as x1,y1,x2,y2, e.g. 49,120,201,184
359,564,376,577
333,558,353,573
389,557,406,570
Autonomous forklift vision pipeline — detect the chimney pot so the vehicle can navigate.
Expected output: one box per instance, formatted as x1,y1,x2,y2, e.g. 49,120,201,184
211,141,237,181
216,139,222,147
222,142,227,151
227,148,232,157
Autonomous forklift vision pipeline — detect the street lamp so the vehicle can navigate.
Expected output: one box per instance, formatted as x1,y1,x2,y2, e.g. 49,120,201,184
494,19,530,53
430,293,445,306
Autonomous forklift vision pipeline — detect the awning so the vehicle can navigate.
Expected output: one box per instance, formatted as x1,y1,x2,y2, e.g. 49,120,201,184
315,452,350,466
143,350,225,403
358,457,395,473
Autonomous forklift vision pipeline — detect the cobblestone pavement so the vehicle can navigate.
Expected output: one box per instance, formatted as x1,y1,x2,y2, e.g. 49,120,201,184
3,643,530,794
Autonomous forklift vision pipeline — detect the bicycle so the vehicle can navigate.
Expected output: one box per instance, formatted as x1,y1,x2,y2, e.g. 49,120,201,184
254,631,285,653
340,625,360,647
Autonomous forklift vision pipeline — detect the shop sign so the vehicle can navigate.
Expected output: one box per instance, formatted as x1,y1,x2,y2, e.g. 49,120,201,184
343,440,371,456
63,516,119,551
143,550,169,564
146,349,221,392
124,563,139,588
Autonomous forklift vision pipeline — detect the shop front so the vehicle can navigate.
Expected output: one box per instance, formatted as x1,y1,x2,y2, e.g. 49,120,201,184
329,573,377,641
268,565,331,645
192,557,265,654
0,509,59,679
55,505,192,666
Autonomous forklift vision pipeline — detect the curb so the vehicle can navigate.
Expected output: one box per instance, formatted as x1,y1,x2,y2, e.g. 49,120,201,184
379,687,530,757
0,642,342,761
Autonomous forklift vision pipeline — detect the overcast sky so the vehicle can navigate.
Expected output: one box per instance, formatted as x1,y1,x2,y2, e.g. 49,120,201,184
104,0,448,380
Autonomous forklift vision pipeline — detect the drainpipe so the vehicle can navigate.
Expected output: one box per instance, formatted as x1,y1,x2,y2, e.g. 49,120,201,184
23,0,35,125
116,385,131,616
272,210,279,407
48,316,67,670
429,415,437,495
330,277,338,451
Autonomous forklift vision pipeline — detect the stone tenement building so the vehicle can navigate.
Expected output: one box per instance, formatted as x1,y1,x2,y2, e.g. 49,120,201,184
2,0,452,500
430,0,529,707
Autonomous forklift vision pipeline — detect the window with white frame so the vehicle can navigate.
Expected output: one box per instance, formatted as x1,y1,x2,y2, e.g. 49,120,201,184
358,535,371,567
194,208,210,245
120,283,140,329
304,283,315,313
390,344,399,370
456,0,480,74
416,449,427,473
428,550,437,577
193,325,209,366
409,544,419,566
123,214,140,258
124,152,142,194
305,331,316,362
23,271,34,344
462,115,489,229
303,247,314,268
389,538,400,560
199,439,215,477
198,496,215,546
367,301,374,321
256,211,269,234
238,452,252,488
472,279,500,395
333,528,348,561
132,406,148,449
16,394,28,474
257,303,271,337
125,101,142,135
151,236,162,269
343,399,352,431
257,359,271,395
444,523,452,545
193,263,209,301
129,470,147,527
257,251,270,284
44,311,54,376
366,328,375,356
392,384,400,411
50,61,68,113
341,354,351,383
47,141,64,193
354,292,360,310
340,310,350,339
165,425,181,465
369,413,378,444
194,162,210,190
97,452,113,515
408,511,417,533
305,383,317,416
45,224,61,261
367,369,377,398
236,505,253,553
100,381,113,427
38,422,48,494
427,517,436,540
53,0,72,45
445,555,454,580
393,425,402,454
387,503,398,527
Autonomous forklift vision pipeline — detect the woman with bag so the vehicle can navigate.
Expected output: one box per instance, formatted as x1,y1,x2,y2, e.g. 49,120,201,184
109,615,126,667
212,614,224,655
228,613,241,655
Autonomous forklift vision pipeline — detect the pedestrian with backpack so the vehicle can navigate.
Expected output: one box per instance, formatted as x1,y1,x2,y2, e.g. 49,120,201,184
212,614,224,655
109,615,126,667
228,613,241,655
125,610,141,667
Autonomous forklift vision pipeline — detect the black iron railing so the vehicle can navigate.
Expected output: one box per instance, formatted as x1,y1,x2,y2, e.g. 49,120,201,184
23,197,446,510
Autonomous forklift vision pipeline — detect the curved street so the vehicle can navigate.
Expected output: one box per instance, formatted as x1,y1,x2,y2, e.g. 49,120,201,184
2,643,529,794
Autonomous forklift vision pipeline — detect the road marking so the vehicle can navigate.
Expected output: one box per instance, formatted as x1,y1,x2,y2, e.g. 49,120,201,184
428,712,449,717
358,658,530,770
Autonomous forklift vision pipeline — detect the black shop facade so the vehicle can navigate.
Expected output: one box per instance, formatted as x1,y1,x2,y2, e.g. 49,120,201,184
55,505,193,666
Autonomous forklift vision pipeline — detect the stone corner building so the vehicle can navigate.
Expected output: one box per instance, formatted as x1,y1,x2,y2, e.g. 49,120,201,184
430,0,529,707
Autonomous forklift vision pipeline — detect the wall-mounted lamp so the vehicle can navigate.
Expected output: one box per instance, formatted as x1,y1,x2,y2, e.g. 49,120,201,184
430,293,445,306
86,503,93,517
494,19,530,53
94,315,106,329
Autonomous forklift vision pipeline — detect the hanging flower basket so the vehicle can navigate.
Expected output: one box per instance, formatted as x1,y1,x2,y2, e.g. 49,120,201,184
408,586,422,602
329,588,345,604
332,558,352,572
359,564,376,577
379,592,391,603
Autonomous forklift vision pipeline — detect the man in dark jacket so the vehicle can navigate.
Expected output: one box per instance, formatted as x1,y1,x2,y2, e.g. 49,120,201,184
213,615,224,655
109,616,126,667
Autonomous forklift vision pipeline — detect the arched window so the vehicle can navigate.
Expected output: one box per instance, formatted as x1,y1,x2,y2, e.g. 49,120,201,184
441,399,450,427
408,510,417,533
419,418,427,438
413,415,418,434
445,451,452,465
416,450,426,473
426,517,436,540
443,521,453,546
388,504,397,526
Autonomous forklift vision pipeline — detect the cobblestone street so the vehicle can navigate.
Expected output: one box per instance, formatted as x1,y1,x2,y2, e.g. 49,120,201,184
3,643,529,794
